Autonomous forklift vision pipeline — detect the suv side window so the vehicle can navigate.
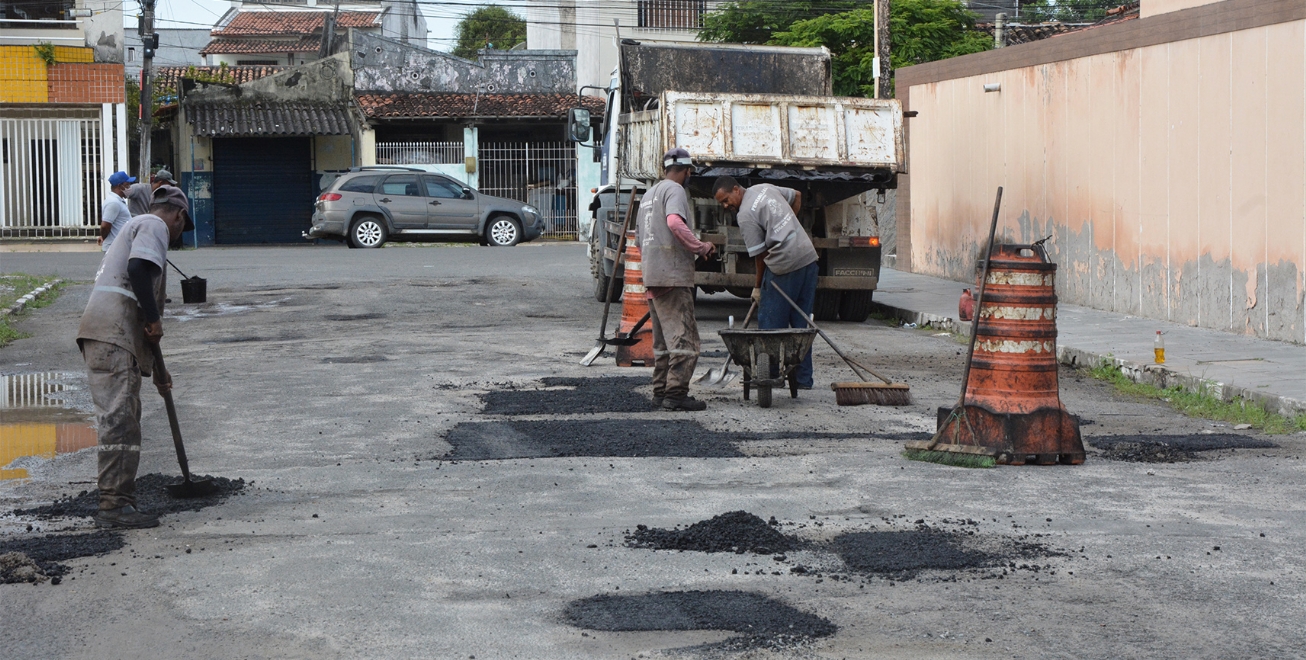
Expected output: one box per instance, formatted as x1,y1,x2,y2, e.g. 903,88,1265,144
338,175,381,193
425,177,464,199
379,175,422,197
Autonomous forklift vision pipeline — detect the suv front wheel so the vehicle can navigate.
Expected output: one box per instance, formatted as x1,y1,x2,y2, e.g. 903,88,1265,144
349,216,387,249
486,216,522,247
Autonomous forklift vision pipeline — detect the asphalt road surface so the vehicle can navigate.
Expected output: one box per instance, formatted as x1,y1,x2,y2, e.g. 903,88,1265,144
2,243,1303,659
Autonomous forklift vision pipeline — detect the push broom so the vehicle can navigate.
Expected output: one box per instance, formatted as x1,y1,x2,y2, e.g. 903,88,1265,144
903,187,1005,468
767,282,911,406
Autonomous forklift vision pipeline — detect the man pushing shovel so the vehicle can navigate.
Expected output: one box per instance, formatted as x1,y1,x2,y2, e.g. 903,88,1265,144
77,186,191,529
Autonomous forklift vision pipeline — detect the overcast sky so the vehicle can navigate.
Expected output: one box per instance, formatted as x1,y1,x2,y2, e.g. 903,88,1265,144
122,0,463,52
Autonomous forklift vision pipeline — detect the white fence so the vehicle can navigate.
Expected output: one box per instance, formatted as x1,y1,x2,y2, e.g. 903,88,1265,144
1,371,72,409
479,141,577,239
376,141,463,165
1,115,109,237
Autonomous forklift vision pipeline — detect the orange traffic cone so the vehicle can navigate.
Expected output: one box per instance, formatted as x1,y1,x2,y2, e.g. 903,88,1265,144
616,229,654,367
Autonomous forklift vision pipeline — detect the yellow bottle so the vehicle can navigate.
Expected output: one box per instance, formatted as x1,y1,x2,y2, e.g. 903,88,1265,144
1154,331,1165,364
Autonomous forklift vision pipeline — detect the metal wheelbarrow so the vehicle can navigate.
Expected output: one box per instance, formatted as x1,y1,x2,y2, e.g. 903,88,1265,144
717,328,818,408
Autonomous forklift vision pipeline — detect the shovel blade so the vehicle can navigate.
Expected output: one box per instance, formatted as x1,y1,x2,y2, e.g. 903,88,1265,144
166,478,219,499
695,365,733,387
580,342,605,366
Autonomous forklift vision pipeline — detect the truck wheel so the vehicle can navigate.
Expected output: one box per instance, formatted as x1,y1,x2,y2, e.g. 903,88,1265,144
349,216,387,249
591,230,622,302
813,291,840,322
839,290,874,323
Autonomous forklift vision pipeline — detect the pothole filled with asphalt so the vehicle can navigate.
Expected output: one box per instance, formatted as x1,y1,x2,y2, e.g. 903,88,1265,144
440,419,746,459
1087,433,1277,462
564,590,836,647
0,530,124,584
13,473,245,520
479,376,653,415
627,511,798,555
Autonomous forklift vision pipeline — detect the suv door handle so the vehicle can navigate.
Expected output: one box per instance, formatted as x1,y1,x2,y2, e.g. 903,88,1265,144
378,197,392,203
429,200,441,206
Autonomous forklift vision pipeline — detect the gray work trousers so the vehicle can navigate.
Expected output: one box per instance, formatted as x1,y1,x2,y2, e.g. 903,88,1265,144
649,287,700,400
82,339,144,510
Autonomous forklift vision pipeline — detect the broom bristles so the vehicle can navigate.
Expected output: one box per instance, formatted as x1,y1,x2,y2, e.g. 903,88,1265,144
902,448,996,469
832,382,911,406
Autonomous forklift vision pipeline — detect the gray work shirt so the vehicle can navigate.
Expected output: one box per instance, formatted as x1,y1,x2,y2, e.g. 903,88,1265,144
100,194,132,252
77,215,170,372
736,184,818,276
126,183,153,216
635,178,695,288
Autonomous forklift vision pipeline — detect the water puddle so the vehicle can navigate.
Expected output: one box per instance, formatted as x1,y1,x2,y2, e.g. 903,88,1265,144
1,372,95,481
165,298,286,321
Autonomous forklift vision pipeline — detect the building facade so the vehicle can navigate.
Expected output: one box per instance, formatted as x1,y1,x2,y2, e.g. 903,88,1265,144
201,0,426,67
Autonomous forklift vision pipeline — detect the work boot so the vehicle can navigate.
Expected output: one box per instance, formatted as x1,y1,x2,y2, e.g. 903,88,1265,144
651,396,664,408
662,396,707,412
94,505,160,529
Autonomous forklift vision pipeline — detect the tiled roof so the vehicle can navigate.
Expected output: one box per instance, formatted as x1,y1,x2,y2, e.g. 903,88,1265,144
187,101,353,137
213,11,380,36
356,93,606,119
980,2,1140,46
154,65,284,90
200,36,322,55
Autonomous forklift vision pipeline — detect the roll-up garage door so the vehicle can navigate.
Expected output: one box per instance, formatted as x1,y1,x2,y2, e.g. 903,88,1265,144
212,137,312,244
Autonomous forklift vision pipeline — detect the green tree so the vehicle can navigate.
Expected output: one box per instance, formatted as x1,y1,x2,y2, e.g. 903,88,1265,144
769,0,991,97
698,0,858,44
451,5,526,60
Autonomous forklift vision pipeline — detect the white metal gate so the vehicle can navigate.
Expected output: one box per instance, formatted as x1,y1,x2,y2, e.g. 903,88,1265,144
376,141,463,165
0,116,107,237
479,142,577,240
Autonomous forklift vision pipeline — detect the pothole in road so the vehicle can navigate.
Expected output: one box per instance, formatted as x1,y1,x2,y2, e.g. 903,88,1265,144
479,376,651,415
440,419,746,459
564,590,836,645
627,511,798,555
13,473,245,520
323,312,386,321
1087,433,1277,462
830,524,1062,581
0,530,124,584
322,355,389,364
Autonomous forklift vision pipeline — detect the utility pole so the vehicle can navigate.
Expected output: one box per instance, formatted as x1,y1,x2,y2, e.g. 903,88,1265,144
138,0,157,179
873,0,891,99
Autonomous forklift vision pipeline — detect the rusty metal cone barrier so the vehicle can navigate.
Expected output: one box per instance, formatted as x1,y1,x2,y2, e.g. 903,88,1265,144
615,230,655,367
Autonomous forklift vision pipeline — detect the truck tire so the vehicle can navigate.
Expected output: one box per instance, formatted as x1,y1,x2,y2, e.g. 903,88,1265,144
839,290,874,323
590,229,622,302
813,291,840,322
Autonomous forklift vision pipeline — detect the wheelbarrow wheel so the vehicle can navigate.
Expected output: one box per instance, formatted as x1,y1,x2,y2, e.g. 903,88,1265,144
756,353,773,408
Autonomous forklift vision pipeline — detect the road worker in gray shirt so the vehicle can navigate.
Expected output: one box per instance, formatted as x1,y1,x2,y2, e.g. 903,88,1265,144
636,148,716,411
77,186,191,529
125,169,177,216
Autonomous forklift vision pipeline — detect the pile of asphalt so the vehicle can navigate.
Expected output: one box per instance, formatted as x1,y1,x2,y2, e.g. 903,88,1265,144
14,473,245,519
626,511,797,555
479,376,652,415
0,531,124,584
1088,433,1276,463
831,524,1058,579
441,419,745,459
564,590,836,642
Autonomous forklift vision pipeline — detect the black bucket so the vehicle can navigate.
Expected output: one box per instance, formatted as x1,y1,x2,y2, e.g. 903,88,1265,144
180,277,207,304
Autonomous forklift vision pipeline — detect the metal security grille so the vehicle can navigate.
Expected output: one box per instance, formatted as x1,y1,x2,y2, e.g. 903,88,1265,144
479,141,577,240
637,0,707,30
0,117,106,237
376,141,463,165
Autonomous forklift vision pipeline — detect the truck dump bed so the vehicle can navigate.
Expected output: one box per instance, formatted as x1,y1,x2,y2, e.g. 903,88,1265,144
620,42,832,99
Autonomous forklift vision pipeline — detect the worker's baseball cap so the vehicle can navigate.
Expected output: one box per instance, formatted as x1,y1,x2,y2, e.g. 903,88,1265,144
152,185,195,231
663,148,692,169
152,169,177,185
108,171,136,186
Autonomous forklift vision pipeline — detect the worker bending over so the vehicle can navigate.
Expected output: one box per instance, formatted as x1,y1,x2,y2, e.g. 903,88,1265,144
637,148,716,411
713,176,818,389
77,186,191,529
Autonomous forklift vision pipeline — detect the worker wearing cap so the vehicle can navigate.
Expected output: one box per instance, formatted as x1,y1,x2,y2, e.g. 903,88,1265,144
125,169,177,217
99,171,135,252
637,148,716,411
77,186,192,529
713,176,818,389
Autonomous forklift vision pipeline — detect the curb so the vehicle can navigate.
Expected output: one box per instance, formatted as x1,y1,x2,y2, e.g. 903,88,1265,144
3,279,63,319
870,300,1306,418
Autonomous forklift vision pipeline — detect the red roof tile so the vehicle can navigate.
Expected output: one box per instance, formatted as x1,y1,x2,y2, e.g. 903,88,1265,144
154,65,284,89
357,93,606,119
214,11,380,36
200,36,323,56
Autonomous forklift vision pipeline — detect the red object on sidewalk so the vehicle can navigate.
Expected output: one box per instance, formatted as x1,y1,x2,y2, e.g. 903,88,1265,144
958,288,974,321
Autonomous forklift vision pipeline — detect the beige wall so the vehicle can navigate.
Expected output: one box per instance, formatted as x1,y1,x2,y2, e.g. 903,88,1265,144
906,19,1305,343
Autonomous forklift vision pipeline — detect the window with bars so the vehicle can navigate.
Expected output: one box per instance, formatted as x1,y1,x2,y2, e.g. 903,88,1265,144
637,0,707,31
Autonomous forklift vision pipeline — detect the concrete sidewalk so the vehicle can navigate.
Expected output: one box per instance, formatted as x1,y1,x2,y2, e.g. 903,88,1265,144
873,267,1306,417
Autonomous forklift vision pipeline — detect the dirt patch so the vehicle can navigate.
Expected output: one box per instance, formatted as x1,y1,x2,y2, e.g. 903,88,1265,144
479,377,652,415
831,525,1059,580
322,355,389,364
0,531,124,584
14,473,245,520
627,511,797,555
564,590,836,642
440,419,745,459
1088,433,1277,463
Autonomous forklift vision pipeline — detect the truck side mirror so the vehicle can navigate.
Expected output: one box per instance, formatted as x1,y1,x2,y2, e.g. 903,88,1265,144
567,108,591,143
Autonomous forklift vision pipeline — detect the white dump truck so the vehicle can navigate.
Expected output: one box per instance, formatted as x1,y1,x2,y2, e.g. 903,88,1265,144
576,42,903,322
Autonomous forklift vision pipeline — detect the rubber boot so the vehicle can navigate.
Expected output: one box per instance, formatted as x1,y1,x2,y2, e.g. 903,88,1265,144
94,505,160,529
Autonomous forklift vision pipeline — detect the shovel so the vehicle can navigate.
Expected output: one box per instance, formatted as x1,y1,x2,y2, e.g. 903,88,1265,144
581,187,640,366
148,342,219,499
695,299,757,387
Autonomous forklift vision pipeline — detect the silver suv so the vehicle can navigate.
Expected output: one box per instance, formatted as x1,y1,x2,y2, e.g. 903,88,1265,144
307,167,544,248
